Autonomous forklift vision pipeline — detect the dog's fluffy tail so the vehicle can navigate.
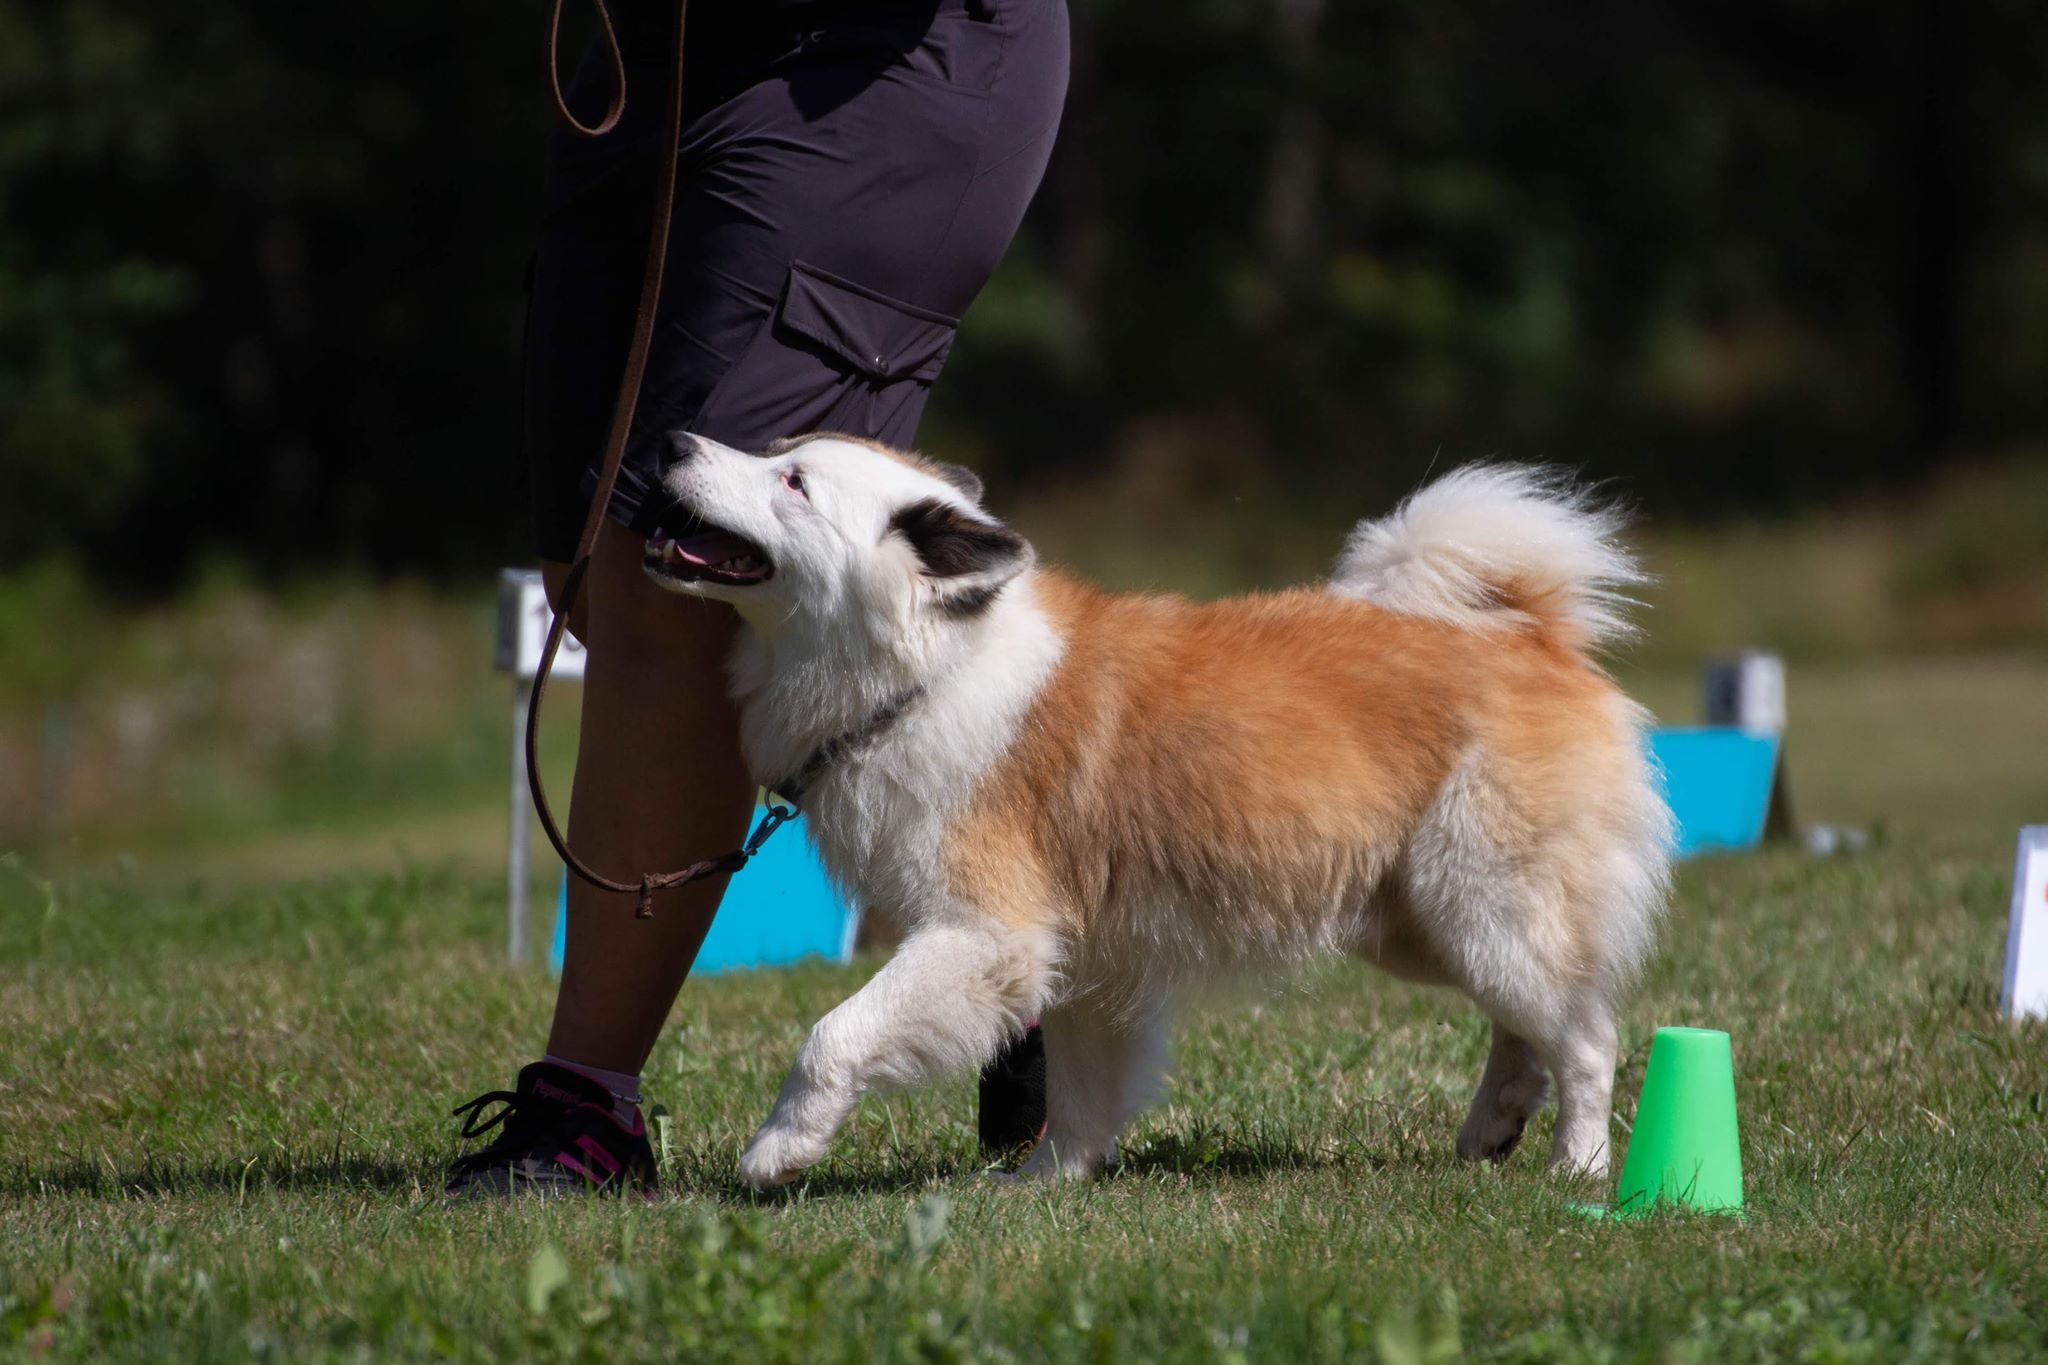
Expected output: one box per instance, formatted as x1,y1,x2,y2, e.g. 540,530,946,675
1330,464,1645,652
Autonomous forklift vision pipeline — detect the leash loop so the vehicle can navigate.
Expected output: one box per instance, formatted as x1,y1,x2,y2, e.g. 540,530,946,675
527,1,707,918
547,0,631,136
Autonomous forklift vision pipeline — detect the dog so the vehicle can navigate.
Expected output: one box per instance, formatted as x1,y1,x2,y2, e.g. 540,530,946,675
642,432,1672,1189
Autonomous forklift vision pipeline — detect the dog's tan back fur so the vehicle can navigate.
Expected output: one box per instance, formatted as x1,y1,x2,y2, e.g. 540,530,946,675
945,570,1649,1000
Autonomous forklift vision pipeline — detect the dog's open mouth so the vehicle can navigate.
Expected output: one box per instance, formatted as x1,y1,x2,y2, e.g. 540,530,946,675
645,519,774,586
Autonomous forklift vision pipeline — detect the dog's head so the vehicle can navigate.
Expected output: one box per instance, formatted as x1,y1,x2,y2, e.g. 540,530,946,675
644,432,1034,639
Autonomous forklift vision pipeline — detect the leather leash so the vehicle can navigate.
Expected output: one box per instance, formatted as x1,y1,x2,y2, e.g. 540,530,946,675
527,1,923,922
528,0,749,921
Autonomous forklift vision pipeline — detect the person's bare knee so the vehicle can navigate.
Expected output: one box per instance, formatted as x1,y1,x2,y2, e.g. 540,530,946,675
589,531,737,663
571,531,746,803
547,530,740,679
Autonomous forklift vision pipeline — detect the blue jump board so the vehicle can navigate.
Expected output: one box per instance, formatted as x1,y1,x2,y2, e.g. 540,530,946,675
550,808,856,975
1649,726,1781,858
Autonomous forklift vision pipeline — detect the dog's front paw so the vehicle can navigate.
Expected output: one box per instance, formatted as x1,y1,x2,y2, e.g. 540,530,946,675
738,1120,830,1191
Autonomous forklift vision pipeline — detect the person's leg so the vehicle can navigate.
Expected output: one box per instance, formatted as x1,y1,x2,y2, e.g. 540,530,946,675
442,528,754,1198
540,526,756,1075
464,0,1070,1194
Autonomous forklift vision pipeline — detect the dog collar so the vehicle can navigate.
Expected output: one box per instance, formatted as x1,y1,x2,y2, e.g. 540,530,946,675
578,684,926,921
767,684,927,810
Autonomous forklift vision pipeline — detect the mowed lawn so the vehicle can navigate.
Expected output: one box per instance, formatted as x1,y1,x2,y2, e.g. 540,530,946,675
4,661,2047,1361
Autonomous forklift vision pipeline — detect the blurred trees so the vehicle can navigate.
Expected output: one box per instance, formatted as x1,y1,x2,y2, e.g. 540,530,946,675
0,2,539,578
2,0,2044,589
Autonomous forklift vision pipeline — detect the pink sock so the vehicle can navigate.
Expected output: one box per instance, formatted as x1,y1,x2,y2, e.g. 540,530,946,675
543,1054,643,1129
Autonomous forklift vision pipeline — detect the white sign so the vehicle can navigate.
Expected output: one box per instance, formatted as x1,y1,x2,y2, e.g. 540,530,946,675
495,568,585,682
2003,826,2048,1021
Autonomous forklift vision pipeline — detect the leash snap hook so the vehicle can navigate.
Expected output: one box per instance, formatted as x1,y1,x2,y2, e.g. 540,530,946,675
744,803,796,857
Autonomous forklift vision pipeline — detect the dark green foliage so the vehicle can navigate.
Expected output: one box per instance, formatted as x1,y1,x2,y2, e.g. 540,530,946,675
3,1,2046,588
0,2,542,579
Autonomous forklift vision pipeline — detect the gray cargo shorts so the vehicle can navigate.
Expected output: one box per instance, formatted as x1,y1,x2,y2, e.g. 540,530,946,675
523,0,1069,562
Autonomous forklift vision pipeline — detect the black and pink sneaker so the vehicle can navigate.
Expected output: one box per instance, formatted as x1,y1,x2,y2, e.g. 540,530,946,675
444,1062,658,1198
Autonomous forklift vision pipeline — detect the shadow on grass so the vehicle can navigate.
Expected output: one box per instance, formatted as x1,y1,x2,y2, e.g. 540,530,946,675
660,1149,980,1203
1115,1129,1385,1180
684,1129,1385,1203
10,1151,431,1199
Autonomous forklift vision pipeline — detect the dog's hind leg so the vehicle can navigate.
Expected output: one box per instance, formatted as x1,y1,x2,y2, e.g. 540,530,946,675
1455,1023,1551,1162
1015,991,1169,1180
1404,759,1627,1177
738,922,1055,1190
1445,981,1619,1176
1525,996,1618,1175
1433,930,1619,1175
1422,929,1621,1176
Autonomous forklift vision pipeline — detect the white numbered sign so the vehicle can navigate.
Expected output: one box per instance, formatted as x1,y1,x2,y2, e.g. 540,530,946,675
495,568,585,682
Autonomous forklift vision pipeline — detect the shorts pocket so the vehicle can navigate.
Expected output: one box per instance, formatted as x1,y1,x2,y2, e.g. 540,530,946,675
688,260,961,447
775,260,960,383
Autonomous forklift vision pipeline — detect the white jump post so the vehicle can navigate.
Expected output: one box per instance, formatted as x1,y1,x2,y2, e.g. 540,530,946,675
493,569,587,966
1703,650,1785,734
2004,826,2048,1021
1703,649,1796,844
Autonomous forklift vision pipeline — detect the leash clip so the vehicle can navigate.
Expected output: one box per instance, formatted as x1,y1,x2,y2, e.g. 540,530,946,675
743,802,797,858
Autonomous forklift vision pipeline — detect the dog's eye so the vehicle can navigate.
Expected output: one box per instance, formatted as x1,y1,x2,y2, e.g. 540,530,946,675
781,469,808,499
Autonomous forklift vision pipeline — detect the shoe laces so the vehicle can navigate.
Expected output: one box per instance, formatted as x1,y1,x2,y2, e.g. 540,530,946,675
450,1087,556,1147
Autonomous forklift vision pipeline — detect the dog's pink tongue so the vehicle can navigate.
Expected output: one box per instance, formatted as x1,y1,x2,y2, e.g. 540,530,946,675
672,529,755,566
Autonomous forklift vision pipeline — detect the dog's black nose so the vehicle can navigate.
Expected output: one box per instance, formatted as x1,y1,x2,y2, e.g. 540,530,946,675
667,431,702,464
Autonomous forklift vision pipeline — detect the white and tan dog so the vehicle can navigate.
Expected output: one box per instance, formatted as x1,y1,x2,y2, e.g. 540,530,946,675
642,432,1672,1190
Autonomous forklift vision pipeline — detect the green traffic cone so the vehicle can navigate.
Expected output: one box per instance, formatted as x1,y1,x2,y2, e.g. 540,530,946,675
1568,1026,1745,1220
1608,1026,1744,1217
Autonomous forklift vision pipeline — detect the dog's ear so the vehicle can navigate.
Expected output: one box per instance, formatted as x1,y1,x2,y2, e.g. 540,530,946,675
927,461,985,505
888,497,1033,614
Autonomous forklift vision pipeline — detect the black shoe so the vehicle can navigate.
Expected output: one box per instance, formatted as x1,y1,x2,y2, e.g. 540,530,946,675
978,1023,1047,1156
445,1062,658,1198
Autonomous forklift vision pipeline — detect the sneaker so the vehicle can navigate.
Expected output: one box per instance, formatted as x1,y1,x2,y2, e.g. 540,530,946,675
445,1061,658,1197
978,1023,1047,1156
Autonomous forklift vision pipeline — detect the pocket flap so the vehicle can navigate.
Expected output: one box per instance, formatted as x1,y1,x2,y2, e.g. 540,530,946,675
778,260,960,383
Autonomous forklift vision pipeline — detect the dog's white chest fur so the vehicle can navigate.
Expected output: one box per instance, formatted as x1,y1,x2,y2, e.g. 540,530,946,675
738,580,1065,930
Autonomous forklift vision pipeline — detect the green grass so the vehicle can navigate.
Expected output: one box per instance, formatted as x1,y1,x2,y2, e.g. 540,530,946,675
4,460,2048,1359
2,827,2045,1360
